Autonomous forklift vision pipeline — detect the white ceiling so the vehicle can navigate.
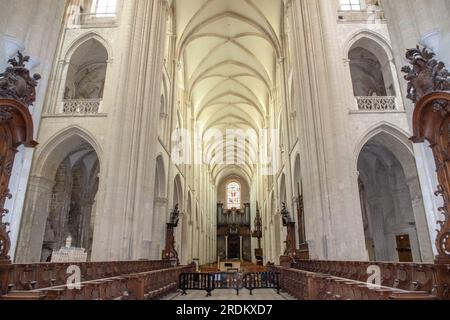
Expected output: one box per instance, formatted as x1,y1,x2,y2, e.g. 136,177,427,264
175,0,283,184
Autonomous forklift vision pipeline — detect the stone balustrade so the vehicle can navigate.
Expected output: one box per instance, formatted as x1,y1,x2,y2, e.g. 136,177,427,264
71,13,117,26
337,9,385,23
356,96,397,111
1,260,172,294
62,99,101,115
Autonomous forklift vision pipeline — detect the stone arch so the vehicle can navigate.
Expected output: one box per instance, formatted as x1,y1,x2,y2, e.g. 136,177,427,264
65,32,113,63
151,155,168,259
344,29,393,62
173,174,183,211
356,126,434,262
346,32,396,97
17,129,101,263
354,122,413,166
33,126,103,180
63,36,109,100
154,155,166,198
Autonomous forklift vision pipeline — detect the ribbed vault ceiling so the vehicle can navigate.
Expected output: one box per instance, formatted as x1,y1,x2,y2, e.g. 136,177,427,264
175,0,282,184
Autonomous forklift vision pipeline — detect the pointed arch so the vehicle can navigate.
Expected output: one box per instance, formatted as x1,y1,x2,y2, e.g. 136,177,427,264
354,123,413,167
64,32,113,62
33,126,103,180
356,124,434,262
173,174,184,211
343,29,393,61
154,155,167,198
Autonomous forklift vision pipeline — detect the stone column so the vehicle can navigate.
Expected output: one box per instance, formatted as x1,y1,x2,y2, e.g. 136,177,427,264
286,0,368,260
240,236,243,261
225,236,228,260
90,0,169,261
15,176,54,263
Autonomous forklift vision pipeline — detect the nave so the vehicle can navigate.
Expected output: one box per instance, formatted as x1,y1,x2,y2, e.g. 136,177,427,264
1,0,450,301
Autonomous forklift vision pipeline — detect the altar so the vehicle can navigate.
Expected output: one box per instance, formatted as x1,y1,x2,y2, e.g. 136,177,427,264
219,260,242,273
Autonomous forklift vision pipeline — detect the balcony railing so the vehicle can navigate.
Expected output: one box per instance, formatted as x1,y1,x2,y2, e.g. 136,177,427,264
338,9,385,23
356,96,397,111
63,99,101,115
70,13,117,26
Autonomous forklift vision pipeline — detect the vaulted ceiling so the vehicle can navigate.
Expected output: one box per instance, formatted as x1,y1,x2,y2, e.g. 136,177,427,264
175,0,283,184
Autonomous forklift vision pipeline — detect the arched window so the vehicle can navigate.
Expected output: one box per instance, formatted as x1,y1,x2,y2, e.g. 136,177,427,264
227,182,241,210
340,0,361,11
92,0,117,17
64,39,108,103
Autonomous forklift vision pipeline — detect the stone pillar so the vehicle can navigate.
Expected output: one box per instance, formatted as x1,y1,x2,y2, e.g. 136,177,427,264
90,0,168,261
240,236,243,261
15,176,54,263
286,0,368,260
225,236,228,260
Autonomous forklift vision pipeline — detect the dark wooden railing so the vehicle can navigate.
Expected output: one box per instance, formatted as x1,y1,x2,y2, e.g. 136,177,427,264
2,264,194,300
291,259,450,299
0,260,172,294
269,265,435,300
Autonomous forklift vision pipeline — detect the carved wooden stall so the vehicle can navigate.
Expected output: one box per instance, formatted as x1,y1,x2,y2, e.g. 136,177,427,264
0,52,39,296
404,47,450,265
268,265,434,301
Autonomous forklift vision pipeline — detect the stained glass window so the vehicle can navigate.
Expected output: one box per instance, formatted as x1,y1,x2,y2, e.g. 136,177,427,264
227,182,241,210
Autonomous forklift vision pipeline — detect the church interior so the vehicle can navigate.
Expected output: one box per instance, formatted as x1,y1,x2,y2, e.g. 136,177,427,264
0,0,450,301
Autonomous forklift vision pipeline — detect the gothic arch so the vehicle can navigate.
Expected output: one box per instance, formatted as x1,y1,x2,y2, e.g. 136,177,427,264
18,127,101,263
354,123,413,167
177,11,281,60
64,32,113,63
154,155,166,198
33,126,103,180
345,32,397,97
356,125,434,262
173,174,183,211
343,29,393,61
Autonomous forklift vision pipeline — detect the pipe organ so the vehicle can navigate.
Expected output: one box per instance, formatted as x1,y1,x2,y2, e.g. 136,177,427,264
216,203,252,262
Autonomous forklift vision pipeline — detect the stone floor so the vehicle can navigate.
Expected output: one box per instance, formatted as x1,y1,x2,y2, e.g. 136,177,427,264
162,289,296,300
